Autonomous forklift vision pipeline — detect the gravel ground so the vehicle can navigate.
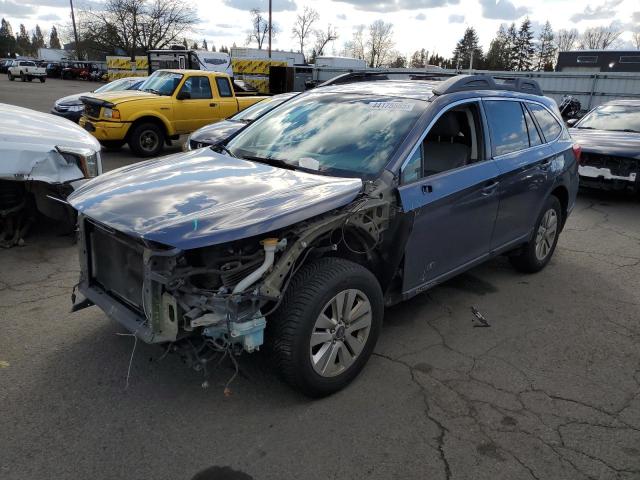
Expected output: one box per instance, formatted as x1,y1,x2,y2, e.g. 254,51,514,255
1,76,639,480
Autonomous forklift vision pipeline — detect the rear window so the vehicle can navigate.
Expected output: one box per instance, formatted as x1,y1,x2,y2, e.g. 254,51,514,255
215,78,233,97
529,104,562,141
484,100,529,156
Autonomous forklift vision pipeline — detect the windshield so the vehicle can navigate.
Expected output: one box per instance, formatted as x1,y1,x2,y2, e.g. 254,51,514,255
139,71,183,96
95,78,132,93
230,95,293,122
227,92,426,178
577,105,640,133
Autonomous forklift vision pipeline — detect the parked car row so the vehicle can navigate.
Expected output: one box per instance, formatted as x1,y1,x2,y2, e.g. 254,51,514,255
46,61,107,81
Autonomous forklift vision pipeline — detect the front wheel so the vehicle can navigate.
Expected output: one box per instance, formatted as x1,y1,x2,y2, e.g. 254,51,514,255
510,195,562,273
128,122,164,157
7,73,13,81
20,73,25,82
268,258,384,397
39,77,45,83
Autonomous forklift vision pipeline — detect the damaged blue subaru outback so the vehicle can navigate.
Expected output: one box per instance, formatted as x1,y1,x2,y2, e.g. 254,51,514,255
68,74,579,397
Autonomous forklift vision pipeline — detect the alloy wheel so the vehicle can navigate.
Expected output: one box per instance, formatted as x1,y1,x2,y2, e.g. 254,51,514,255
310,289,372,378
535,209,558,261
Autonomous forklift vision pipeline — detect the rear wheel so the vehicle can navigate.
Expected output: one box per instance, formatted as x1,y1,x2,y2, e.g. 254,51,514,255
128,122,164,157
7,73,13,81
39,77,45,83
268,258,383,397
510,195,562,273
20,72,25,82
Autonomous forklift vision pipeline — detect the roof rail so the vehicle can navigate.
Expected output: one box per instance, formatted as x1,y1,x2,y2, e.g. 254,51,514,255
432,74,543,96
320,70,457,87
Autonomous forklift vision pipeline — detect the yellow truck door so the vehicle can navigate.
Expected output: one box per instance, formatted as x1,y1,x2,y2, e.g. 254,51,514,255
213,76,240,118
173,75,221,133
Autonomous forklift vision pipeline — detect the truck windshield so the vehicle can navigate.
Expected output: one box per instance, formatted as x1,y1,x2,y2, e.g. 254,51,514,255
577,105,640,133
139,71,183,96
226,92,426,178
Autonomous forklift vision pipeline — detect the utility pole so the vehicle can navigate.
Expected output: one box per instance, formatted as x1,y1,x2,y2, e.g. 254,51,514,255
69,0,81,60
268,0,272,58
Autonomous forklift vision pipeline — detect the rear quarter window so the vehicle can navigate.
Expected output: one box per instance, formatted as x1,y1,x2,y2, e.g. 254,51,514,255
528,104,562,142
215,78,233,97
484,100,530,156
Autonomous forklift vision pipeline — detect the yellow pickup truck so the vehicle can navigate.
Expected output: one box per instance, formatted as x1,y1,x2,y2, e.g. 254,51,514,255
79,70,268,157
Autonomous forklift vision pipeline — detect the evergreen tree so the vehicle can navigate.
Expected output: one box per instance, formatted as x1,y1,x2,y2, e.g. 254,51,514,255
485,24,509,71
0,18,17,56
16,24,31,56
182,38,188,49
33,25,45,49
514,18,535,71
211,44,216,52
201,39,208,51
49,26,61,49
428,53,445,67
535,21,556,71
452,27,483,70
191,41,199,49
504,23,518,71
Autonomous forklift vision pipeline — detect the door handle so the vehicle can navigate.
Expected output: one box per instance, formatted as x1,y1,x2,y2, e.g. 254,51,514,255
209,103,218,107
421,184,433,194
481,180,499,195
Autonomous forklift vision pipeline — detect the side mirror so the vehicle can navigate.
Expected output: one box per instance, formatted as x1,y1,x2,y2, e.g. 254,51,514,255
176,91,191,100
566,118,578,127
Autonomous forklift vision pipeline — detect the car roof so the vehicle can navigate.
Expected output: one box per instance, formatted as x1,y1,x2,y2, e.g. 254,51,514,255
313,79,553,105
157,69,228,76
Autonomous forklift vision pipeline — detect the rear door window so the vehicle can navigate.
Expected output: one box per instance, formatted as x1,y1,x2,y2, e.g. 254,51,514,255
528,104,562,141
522,105,542,147
484,100,529,156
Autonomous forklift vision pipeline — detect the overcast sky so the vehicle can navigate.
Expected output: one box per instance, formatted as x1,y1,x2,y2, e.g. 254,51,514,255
2,0,639,56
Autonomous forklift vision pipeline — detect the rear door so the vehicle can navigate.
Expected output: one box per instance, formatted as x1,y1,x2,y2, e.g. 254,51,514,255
398,99,500,294
483,99,555,249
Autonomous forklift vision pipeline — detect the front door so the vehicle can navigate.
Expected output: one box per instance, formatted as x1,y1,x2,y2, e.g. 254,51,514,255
398,101,500,294
173,76,219,133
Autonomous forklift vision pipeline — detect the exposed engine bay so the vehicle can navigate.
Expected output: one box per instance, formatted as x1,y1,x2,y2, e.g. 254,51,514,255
72,180,396,369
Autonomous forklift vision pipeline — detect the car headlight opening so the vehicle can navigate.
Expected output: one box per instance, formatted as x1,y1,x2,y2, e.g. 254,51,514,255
56,146,100,178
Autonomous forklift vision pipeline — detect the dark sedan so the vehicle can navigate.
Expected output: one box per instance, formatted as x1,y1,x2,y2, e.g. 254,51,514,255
50,76,147,123
186,92,298,150
570,100,640,192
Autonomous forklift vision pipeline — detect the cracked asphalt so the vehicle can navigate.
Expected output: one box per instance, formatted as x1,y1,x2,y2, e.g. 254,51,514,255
1,78,640,480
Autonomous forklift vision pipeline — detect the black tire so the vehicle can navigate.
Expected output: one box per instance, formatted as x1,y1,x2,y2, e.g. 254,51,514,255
8,73,13,81
128,122,164,157
267,258,384,397
39,77,45,83
27,76,32,82
20,72,25,82
510,195,562,273
99,140,125,150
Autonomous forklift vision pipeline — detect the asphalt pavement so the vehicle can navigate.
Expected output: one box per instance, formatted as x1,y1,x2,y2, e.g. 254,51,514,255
1,76,639,480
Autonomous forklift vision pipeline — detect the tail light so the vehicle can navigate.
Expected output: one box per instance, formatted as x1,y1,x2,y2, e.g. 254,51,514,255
572,144,582,165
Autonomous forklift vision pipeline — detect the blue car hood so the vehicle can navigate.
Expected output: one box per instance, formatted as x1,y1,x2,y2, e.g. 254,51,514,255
68,149,363,250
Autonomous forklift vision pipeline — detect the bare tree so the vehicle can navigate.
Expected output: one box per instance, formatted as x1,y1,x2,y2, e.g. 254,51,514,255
554,28,579,52
313,24,338,57
579,24,622,50
246,8,278,49
632,30,640,50
291,6,318,61
343,25,365,60
367,20,394,68
80,0,197,60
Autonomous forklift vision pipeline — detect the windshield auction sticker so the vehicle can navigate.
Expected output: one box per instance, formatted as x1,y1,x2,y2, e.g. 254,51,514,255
368,101,414,111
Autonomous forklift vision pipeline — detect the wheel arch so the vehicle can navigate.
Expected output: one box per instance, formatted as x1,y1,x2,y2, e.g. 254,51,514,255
550,184,569,228
127,115,170,141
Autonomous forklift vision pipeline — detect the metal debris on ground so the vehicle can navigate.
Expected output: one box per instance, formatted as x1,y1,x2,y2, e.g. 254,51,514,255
471,307,491,328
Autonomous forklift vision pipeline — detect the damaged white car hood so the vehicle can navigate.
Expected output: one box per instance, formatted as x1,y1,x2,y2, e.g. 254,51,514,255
0,103,101,184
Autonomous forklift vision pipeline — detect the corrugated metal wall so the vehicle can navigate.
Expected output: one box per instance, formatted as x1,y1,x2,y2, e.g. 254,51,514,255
458,70,640,110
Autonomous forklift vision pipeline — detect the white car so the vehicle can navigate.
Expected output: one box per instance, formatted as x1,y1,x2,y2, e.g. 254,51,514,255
7,60,47,82
0,103,102,246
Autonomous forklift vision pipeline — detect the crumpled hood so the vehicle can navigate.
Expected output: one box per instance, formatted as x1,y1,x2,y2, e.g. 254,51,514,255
0,103,101,183
190,120,244,145
68,149,363,250
569,128,640,159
